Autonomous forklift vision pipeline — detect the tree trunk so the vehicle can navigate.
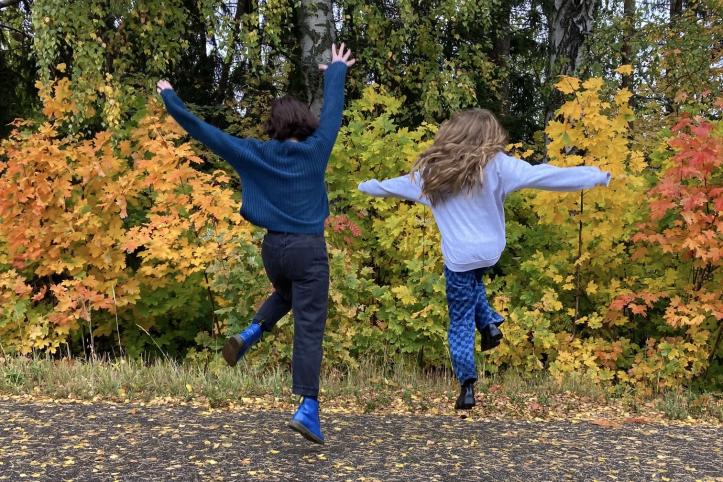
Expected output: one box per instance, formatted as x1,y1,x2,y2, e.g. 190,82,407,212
296,0,335,115
621,0,635,91
218,0,251,102
548,0,598,77
492,1,512,117
172,0,217,106
670,0,683,17
545,0,598,121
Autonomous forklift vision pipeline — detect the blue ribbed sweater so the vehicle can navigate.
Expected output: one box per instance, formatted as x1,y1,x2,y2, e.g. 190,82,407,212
160,62,348,234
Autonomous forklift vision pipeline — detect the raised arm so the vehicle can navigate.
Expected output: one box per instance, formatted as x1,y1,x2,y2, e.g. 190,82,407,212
310,43,355,151
497,153,611,196
157,81,241,163
358,173,431,206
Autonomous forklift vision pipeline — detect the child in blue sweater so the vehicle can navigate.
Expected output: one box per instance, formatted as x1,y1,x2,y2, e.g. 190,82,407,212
157,44,356,444
358,109,610,410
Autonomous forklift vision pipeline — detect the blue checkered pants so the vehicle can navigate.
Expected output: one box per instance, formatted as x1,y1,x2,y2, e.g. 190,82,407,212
444,266,505,384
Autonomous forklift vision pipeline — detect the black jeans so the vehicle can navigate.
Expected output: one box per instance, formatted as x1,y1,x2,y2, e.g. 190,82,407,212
254,231,329,397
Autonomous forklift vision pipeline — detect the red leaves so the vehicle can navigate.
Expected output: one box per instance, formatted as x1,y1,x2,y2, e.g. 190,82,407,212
325,214,362,246
636,117,722,265
610,292,661,318
622,116,721,337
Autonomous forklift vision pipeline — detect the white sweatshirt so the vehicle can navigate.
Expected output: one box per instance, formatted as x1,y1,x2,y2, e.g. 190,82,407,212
358,152,611,272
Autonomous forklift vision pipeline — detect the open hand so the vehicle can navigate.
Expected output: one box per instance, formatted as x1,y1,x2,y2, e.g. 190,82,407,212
319,43,356,70
156,79,173,94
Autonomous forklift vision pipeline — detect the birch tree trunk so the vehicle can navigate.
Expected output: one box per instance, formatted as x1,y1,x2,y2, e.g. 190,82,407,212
296,0,335,116
621,0,635,91
545,0,598,122
548,0,598,79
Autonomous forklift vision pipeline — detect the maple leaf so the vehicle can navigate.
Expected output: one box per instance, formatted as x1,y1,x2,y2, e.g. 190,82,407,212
555,76,581,94
615,64,633,76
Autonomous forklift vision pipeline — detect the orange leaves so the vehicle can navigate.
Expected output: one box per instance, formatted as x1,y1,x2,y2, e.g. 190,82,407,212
609,292,662,319
636,117,722,267
37,78,78,120
0,91,251,351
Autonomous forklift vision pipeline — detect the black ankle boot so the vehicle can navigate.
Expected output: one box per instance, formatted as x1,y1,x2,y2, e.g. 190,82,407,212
480,323,503,351
455,381,475,410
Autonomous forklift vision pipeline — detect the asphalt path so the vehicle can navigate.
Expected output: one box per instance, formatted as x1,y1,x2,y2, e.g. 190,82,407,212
1,399,720,481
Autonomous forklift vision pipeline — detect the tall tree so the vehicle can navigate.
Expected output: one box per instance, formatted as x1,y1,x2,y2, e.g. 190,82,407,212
217,0,253,102
491,1,513,117
621,0,635,91
295,0,335,115
547,0,598,76
0,0,35,137
545,0,599,121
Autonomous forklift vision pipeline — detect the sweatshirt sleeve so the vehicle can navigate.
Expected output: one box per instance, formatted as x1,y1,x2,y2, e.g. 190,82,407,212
308,62,348,154
160,89,244,164
358,173,431,206
497,153,611,196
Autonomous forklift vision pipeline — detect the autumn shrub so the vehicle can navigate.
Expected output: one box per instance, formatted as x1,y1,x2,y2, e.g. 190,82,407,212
610,116,722,388
0,78,251,356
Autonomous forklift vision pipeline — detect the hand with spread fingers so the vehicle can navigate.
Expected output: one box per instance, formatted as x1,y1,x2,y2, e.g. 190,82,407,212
156,79,173,94
319,43,356,71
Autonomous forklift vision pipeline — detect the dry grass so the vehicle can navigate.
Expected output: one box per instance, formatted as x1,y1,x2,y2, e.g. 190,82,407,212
0,355,720,423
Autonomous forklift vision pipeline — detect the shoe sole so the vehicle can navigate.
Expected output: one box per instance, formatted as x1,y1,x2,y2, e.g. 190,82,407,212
288,420,324,445
455,401,475,410
222,337,242,367
481,332,503,352
481,338,501,351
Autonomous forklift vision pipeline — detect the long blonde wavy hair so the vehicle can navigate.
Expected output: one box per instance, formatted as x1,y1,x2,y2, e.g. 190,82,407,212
413,109,507,206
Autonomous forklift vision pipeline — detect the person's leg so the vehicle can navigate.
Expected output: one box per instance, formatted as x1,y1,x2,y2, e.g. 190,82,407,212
473,268,504,351
284,234,329,444
253,233,293,332
222,232,292,366
288,237,329,398
445,266,478,409
473,268,504,330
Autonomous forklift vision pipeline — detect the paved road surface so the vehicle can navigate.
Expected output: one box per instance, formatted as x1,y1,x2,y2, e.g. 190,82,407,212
0,399,720,481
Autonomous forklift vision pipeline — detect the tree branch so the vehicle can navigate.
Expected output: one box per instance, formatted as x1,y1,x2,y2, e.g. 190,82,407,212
0,22,29,37
0,0,22,10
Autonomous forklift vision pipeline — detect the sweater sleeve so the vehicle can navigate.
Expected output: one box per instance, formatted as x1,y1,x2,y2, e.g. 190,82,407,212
160,89,244,164
308,62,348,154
358,173,431,206
497,153,611,196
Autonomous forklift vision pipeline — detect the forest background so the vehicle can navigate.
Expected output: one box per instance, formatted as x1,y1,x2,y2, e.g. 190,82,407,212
0,0,721,393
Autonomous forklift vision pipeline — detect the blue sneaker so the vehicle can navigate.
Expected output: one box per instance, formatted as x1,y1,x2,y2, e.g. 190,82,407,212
221,323,262,367
288,397,324,444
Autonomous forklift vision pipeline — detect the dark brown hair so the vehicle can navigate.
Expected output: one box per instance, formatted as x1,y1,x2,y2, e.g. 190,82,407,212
265,96,319,141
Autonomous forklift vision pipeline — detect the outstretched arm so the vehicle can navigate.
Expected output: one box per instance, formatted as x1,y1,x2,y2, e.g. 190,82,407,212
310,43,355,151
498,153,611,196
156,81,241,163
358,173,431,206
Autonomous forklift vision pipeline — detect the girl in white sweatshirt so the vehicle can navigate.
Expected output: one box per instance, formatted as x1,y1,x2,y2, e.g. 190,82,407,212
358,109,610,410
